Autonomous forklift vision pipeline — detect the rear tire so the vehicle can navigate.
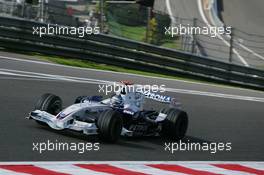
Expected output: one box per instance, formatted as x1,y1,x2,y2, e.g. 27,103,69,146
34,93,62,125
161,108,188,140
97,109,123,143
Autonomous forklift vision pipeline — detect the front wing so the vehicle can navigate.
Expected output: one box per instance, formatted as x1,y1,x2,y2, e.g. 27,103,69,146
28,110,98,135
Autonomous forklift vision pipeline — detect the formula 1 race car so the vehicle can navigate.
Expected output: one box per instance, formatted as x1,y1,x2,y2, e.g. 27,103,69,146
27,82,188,142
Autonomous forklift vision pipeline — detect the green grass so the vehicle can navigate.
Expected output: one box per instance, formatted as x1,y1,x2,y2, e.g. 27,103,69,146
108,20,146,42
32,54,262,91
2,48,258,91
107,20,182,50
161,40,181,50
1,49,184,80
255,64,264,70
35,55,200,82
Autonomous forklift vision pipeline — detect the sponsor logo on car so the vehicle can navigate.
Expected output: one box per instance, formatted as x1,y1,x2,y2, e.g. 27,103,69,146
143,92,171,103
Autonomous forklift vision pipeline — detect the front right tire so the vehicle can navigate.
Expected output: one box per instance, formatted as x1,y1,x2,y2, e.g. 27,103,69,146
34,93,62,125
97,109,123,143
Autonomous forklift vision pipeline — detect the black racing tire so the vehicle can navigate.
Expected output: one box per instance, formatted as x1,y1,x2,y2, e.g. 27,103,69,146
34,93,62,125
97,109,123,143
74,96,87,104
161,108,188,140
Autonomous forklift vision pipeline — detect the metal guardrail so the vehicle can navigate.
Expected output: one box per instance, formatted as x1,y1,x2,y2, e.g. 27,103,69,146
0,16,263,90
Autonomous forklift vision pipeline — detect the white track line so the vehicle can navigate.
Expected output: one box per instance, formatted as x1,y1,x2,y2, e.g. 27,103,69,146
233,38,264,61
197,0,249,67
0,55,260,92
0,68,264,103
165,0,196,51
0,76,61,82
165,0,176,24
166,87,264,102
208,1,264,62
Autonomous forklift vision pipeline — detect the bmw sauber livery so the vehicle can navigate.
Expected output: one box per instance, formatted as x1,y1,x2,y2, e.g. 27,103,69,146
27,81,189,142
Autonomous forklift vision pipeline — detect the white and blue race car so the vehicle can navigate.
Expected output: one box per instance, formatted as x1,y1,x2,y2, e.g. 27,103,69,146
27,81,188,142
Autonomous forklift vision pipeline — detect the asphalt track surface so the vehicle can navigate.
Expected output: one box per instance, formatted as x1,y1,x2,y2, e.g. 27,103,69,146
154,0,264,67
0,51,264,161
154,0,235,65
220,0,264,36
219,0,264,67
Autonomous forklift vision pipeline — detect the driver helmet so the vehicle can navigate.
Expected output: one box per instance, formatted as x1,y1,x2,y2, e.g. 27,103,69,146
110,94,123,107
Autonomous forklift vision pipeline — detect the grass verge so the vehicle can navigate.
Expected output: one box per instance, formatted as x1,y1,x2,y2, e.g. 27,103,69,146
36,55,195,81
35,54,257,91
108,20,146,42
1,48,259,91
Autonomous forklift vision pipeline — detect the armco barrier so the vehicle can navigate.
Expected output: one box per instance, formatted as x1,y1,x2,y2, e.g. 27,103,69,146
0,16,263,90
